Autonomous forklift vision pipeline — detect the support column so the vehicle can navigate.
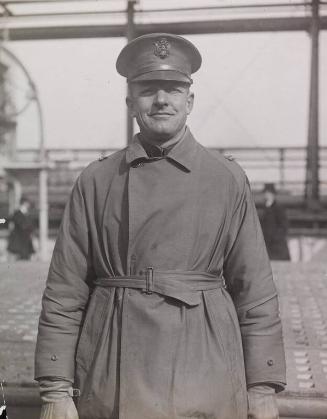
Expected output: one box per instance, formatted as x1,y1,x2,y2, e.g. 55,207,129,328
35,86,48,261
7,177,21,214
126,0,137,144
279,148,285,189
39,167,48,260
305,0,320,205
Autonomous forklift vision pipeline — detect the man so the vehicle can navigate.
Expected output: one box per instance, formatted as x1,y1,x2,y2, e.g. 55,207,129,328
260,183,290,261
35,33,286,419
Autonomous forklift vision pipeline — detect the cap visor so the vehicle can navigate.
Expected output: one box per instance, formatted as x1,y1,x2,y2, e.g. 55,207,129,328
130,70,192,84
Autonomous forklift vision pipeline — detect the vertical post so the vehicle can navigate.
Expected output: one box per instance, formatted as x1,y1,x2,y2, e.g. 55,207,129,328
279,148,285,190
10,178,21,213
34,87,48,261
305,0,320,205
39,168,48,260
298,237,303,262
7,181,15,216
126,0,137,144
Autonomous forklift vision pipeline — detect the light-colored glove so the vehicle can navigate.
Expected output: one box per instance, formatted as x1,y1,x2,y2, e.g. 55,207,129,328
38,377,79,419
39,397,79,419
248,385,279,419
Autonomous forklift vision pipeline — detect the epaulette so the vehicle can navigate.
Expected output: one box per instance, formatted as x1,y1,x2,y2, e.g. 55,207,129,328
224,153,235,161
98,153,108,161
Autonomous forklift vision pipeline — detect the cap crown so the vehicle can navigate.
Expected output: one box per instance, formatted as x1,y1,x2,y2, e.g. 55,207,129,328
116,33,202,84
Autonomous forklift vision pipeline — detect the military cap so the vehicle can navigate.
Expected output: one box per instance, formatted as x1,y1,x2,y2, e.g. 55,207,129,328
116,33,202,84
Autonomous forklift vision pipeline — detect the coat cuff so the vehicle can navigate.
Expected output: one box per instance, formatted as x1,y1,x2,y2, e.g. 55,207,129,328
242,334,286,391
35,347,75,381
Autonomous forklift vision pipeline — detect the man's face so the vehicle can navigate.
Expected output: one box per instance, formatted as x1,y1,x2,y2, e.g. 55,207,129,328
127,80,194,143
20,201,30,213
264,191,275,204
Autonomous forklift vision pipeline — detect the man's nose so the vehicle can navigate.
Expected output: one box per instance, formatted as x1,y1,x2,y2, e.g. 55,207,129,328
154,89,168,106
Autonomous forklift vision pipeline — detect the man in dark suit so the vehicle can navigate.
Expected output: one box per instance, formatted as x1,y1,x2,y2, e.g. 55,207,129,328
260,183,290,261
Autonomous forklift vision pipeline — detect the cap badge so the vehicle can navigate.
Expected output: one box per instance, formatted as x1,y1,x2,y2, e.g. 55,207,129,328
153,38,170,59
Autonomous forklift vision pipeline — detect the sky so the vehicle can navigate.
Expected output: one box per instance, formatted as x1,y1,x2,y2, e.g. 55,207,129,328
3,30,327,150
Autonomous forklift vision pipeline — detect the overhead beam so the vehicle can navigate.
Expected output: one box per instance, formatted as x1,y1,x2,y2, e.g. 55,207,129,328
0,4,13,16
2,16,327,41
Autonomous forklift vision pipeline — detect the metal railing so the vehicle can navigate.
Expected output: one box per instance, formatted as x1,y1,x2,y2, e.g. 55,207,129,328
9,145,327,196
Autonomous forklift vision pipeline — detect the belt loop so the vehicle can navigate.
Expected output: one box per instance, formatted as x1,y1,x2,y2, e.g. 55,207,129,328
145,267,154,294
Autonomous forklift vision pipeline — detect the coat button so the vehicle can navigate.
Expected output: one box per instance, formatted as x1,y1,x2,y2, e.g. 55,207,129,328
51,355,58,361
267,359,274,366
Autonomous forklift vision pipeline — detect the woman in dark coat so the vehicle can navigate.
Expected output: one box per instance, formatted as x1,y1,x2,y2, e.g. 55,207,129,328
260,183,290,261
7,197,35,260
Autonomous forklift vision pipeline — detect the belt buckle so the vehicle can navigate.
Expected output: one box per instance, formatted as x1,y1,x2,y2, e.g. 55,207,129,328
145,267,154,295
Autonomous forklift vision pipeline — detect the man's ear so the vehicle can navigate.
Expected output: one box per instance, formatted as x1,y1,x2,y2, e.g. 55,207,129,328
126,96,136,117
186,91,194,115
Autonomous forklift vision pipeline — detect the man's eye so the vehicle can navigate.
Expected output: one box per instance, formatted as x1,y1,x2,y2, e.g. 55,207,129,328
140,89,154,96
168,88,182,93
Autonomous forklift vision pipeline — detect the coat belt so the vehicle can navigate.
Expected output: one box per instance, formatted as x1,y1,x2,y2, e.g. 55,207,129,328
95,268,225,306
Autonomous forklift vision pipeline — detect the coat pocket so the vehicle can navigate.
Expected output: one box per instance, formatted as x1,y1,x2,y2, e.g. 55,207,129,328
202,288,247,418
75,287,111,373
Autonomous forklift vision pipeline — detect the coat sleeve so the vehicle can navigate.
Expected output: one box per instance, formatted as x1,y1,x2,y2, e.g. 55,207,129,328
35,175,93,381
223,176,286,391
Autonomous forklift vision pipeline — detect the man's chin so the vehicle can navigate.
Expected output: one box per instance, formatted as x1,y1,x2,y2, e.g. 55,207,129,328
143,128,174,142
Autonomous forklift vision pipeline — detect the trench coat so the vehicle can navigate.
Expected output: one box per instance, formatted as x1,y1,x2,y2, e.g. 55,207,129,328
35,128,286,419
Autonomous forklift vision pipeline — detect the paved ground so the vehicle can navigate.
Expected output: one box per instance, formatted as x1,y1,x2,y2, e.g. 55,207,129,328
275,262,327,395
0,260,327,399
0,262,49,384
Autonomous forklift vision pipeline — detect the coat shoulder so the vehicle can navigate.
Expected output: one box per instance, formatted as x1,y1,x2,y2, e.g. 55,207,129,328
78,148,127,184
203,147,246,191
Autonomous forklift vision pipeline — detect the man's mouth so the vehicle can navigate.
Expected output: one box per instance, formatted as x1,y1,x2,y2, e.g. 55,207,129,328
149,112,173,118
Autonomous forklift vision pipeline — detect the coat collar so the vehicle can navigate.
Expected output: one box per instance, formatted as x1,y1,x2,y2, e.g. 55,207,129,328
125,127,198,172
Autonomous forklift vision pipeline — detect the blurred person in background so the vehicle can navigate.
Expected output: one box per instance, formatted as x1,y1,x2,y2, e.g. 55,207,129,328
7,196,35,261
35,34,286,419
260,183,290,261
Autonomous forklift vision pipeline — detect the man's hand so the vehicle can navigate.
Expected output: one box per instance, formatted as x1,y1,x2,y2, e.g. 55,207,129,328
248,385,279,419
40,397,79,419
